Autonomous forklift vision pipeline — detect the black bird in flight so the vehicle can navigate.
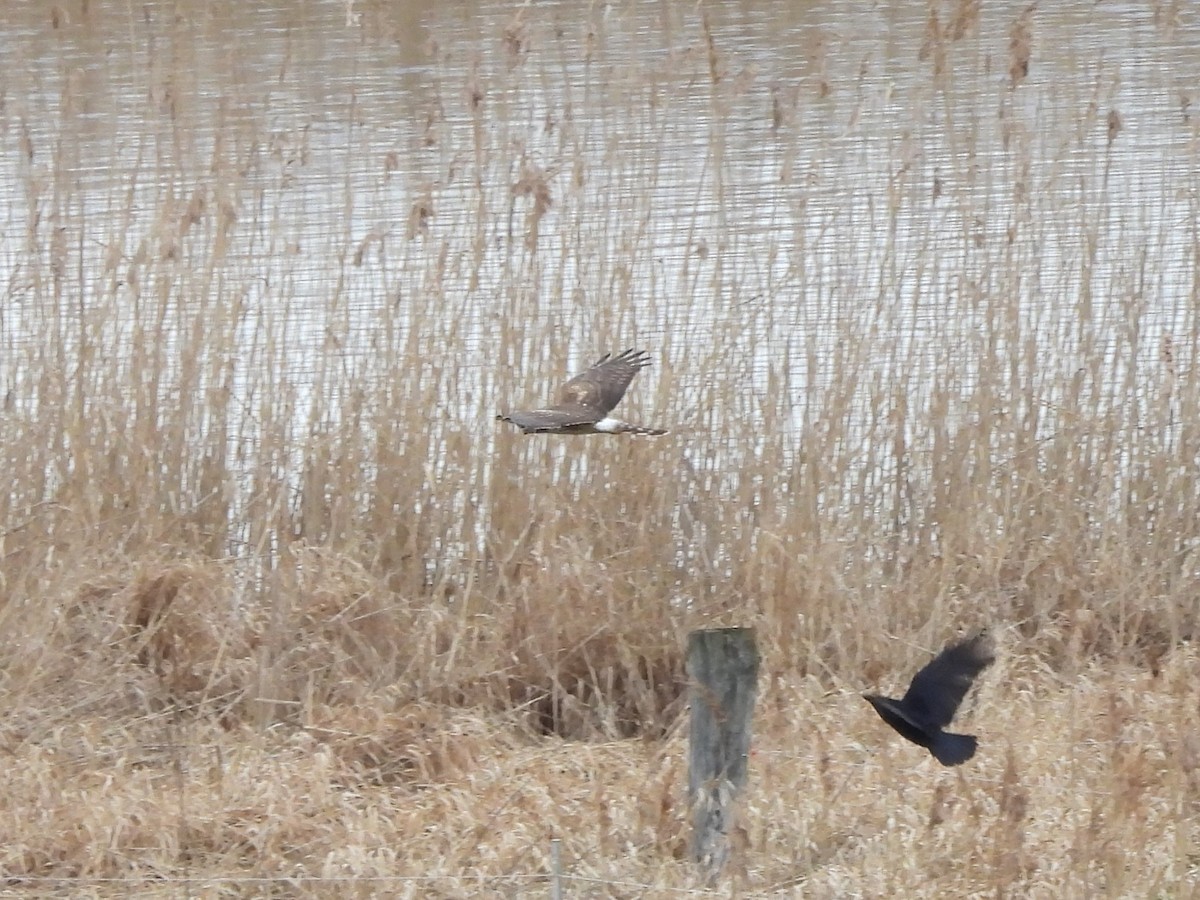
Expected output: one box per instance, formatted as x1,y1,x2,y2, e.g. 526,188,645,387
863,631,995,766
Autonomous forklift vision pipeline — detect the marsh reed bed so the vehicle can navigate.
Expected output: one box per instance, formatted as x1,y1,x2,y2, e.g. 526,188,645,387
0,1,1199,894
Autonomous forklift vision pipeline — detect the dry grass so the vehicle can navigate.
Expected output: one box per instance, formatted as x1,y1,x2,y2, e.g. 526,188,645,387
1,1,1199,896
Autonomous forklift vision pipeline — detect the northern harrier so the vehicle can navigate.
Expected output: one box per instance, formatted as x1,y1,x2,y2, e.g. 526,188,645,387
863,630,995,766
497,348,667,436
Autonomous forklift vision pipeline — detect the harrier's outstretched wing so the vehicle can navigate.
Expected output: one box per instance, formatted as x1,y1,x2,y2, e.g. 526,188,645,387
557,349,652,417
496,404,598,433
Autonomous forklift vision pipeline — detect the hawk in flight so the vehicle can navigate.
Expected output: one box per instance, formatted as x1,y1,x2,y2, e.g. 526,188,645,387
863,630,995,766
497,348,667,435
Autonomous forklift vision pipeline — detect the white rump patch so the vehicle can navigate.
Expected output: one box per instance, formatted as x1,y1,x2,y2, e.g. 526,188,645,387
593,417,625,433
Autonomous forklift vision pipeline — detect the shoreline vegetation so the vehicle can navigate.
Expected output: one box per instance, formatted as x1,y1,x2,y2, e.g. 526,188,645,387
1,2,1198,894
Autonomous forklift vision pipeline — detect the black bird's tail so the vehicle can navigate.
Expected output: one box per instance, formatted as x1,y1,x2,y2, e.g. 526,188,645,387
931,731,977,766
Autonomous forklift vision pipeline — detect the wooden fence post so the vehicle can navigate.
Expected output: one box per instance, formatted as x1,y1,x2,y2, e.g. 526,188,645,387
687,626,759,877
549,837,562,900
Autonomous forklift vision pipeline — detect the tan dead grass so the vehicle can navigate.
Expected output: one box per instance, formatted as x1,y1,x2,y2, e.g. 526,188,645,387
1,2,1199,896
0,652,1195,896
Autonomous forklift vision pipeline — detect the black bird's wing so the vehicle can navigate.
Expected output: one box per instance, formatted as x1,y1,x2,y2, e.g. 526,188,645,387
901,631,995,728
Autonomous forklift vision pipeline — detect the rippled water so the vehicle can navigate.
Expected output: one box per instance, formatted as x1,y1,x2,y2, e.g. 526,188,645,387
2,1,1197,459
